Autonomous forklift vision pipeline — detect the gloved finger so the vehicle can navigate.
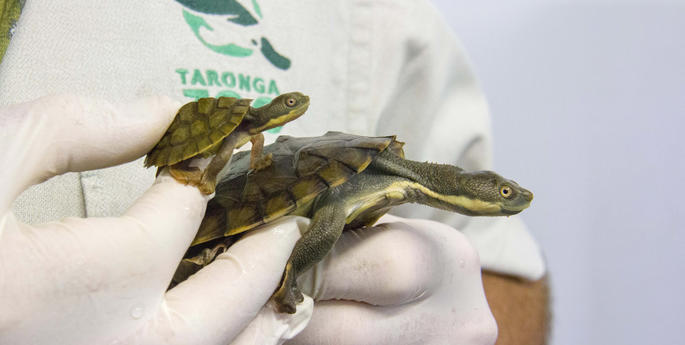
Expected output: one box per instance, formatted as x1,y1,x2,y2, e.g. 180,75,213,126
0,95,179,210
290,216,495,345
119,172,208,274
288,297,496,345
297,215,479,307
230,295,313,345
296,222,437,306
6,174,207,299
158,217,311,345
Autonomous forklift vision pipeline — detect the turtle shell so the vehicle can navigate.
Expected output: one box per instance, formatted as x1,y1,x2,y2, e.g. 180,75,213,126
144,97,253,167
192,131,404,246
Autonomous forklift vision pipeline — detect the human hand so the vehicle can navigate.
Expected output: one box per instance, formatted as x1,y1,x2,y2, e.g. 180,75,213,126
288,214,497,345
0,95,312,345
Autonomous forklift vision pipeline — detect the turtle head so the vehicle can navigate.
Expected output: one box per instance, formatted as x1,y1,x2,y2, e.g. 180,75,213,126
447,170,533,216
373,151,533,217
247,92,310,134
410,165,533,216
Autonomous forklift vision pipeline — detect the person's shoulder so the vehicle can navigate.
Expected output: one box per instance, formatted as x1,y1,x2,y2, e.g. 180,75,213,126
369,0,450,46
371,0,442,18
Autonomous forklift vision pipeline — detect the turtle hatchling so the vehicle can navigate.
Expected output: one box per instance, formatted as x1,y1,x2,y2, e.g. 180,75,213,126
145,92,310,194
172,132,534,313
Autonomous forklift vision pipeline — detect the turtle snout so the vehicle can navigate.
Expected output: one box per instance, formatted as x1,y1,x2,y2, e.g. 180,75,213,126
521,189,534,202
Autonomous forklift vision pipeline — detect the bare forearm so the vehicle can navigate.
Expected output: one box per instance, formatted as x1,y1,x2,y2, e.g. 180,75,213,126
481,271,551,345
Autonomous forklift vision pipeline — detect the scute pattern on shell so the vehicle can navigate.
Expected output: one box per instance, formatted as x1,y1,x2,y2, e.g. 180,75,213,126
191,132,402,246
144,97,251,167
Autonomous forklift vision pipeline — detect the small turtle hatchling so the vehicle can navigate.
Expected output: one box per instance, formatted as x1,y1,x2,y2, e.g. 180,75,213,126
145,92,309,194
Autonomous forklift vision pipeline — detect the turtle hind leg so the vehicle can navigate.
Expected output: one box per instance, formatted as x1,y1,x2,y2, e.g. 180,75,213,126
196,133,243,194
168,161,203,186
272,201,346,313
170,238,233,289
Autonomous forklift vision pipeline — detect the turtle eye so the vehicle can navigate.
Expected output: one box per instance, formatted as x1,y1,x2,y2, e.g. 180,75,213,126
500,185,513,198
285,97,297,107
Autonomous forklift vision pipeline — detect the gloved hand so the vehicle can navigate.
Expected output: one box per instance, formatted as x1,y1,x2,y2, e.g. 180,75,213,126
0,95,312,345
289,214,498,345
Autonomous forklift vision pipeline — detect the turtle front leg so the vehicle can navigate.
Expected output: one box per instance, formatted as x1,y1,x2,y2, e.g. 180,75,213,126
272,201,346,313
249,133,273,171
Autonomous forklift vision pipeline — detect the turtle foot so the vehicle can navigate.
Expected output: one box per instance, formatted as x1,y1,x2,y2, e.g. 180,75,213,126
197,179,217,195
169,166,203,186
272,264,304,314
169,164,218,195
250,153,273,171
272,284,303,314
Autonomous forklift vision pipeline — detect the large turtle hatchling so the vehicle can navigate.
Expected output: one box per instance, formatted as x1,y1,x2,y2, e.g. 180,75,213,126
172,132,534,313
145,92,310,194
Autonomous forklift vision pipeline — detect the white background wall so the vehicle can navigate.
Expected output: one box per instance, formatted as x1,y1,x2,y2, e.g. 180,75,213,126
429,1,685,344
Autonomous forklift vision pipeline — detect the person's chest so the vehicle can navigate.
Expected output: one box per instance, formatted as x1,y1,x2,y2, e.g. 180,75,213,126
4,0,415,221
0,0,397,140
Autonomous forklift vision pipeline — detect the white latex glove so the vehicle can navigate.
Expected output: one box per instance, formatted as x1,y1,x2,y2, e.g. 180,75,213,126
289,214,498,345
0,95,312,345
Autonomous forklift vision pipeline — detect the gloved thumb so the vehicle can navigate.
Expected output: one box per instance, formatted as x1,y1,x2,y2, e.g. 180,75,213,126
0,94,180,212
160,217,314,345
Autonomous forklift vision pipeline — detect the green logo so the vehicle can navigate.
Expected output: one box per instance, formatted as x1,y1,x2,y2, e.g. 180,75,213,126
174,68,284,133
176,0,291,70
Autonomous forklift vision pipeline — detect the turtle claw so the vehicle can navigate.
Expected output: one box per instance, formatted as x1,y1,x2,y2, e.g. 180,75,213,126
198,178,217,195
272,263,304,314
272,283,303,314
250,153,273,171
